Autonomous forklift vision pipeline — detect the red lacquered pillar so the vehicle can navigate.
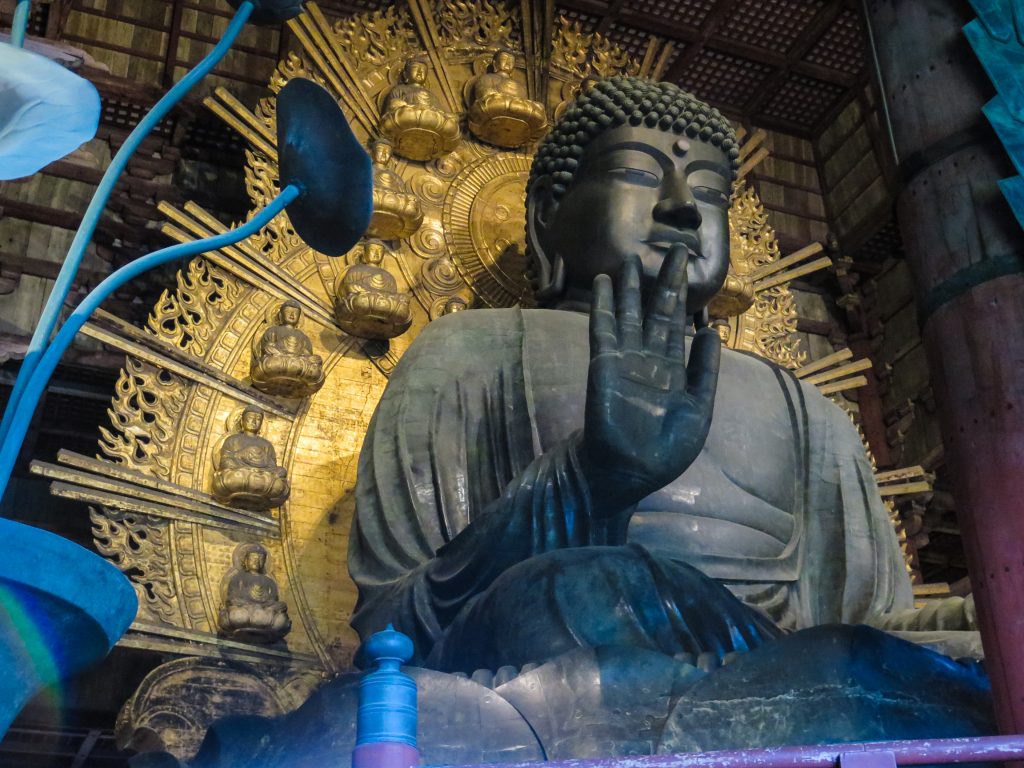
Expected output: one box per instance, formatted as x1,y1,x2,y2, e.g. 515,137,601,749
866,0,1024,734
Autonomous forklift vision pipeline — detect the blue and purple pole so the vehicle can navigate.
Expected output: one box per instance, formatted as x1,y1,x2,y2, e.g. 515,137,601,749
353,625,420,768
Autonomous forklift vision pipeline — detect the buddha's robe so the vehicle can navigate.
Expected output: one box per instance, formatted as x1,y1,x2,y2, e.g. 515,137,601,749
349,309,913,672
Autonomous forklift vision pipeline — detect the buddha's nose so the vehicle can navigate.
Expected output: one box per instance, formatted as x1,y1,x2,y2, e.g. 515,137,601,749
653,174,702,230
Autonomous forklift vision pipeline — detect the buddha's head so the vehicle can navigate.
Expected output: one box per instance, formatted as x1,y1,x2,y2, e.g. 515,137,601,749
526,75,739,312
403,58,428,86
363,240,386,266
242,544,268,573
491,49,515,75
280,300,302,326
370,138,393,166
240,406,264,435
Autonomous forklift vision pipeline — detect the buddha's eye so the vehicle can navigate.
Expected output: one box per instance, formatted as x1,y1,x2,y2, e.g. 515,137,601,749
692,185,730,207
607,167,660,187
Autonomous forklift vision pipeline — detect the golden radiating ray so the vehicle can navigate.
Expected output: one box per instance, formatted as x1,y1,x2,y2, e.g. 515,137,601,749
738,127,766,160
158,202,337,329
406,0,461,112
801,358,873,386
31,451,280,537
737,146,770,180
875,465,935,498
753,256,833,291
794,347,853,378
203,88,278,161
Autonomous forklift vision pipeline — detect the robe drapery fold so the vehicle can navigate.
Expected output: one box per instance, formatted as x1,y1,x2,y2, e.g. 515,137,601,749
349,309,912,668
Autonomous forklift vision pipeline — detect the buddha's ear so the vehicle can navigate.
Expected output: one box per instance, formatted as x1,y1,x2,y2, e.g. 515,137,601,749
526,178,563,300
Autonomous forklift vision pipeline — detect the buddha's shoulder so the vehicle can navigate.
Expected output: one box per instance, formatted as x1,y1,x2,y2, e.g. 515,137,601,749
407,307,542,350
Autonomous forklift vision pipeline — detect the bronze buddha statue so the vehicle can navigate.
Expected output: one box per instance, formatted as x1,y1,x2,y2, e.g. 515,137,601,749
249,300,325,398
378,57,461,162
334,240,413,340
218,543,291,643
366,139,423,240
466,49,548,148
211,406,290,511
349,76,974,673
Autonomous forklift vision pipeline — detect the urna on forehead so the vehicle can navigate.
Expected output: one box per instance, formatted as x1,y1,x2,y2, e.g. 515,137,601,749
528,75,741,199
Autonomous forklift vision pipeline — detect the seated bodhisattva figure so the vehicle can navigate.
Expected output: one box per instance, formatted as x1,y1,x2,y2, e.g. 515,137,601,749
212,407,290,511
467,49,548,148
218,543,291,643
350,76,975,675
250,300,325,398
334,240,412,340
378,57,460,162
367,139,424,240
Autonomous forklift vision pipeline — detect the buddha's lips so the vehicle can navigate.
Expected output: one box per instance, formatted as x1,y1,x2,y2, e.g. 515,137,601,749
643,228,700,253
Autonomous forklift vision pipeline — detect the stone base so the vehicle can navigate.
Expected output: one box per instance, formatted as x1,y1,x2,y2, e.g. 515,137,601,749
130,626,995,766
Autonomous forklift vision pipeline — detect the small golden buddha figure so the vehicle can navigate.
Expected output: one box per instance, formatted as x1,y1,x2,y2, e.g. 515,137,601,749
334,240,413,340
211,407,290,511
367,139,424,240
218,543,291,644
250,300,325,398
379,57,461,162
467,49,548,148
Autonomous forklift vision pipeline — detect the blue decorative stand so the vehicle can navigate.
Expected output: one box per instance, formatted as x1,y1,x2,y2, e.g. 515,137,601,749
353,625,420,768
0,517,136,736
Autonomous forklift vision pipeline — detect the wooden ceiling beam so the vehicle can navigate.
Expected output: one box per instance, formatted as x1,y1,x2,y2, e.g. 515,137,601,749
662,0,743,83
743,0,846,115
594,0,627,35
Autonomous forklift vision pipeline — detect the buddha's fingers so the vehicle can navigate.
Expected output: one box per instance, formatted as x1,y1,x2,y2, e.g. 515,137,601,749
617,255,643,352
666,297,689,368
685,327,721,412
590,273,618,356
644,245,688,355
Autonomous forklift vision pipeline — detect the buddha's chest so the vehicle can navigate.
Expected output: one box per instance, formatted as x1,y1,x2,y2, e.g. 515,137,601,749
525,336,802,558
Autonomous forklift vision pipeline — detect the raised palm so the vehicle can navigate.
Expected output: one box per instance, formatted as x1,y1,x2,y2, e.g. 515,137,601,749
582,248,721,512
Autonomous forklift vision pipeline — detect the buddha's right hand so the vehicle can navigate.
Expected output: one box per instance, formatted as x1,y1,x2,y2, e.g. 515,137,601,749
580,248,720,515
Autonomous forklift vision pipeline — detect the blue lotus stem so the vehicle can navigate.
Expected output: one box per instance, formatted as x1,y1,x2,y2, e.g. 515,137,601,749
0,184,300,502
10,0,30,47
0,0,254,448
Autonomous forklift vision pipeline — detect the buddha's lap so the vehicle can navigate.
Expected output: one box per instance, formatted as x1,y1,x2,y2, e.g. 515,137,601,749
423,544,780,672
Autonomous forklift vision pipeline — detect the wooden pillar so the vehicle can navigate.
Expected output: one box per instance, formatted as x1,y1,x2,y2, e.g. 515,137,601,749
866,0,1024,734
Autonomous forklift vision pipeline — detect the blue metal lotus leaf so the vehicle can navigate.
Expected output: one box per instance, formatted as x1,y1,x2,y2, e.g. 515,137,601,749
276,78,373,257
226,0,302,26
965,2,1024,229
0,517,137,737
0,43,101,181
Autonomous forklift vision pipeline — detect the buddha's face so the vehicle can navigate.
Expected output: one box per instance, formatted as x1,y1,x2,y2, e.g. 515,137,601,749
372,141,392,165
281,304,301,326
405,60,427,85
244,551,266,572
530,125,732,312
493,51,514,74
241,410,263,434
364,243,385,265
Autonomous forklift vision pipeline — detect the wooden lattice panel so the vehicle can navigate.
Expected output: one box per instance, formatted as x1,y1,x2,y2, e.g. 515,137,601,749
804,8,865,77
560,6,602,34
720,0,826,53
607,20,651,60
678,47,773,109
762,71,845,125
623,0,716,30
